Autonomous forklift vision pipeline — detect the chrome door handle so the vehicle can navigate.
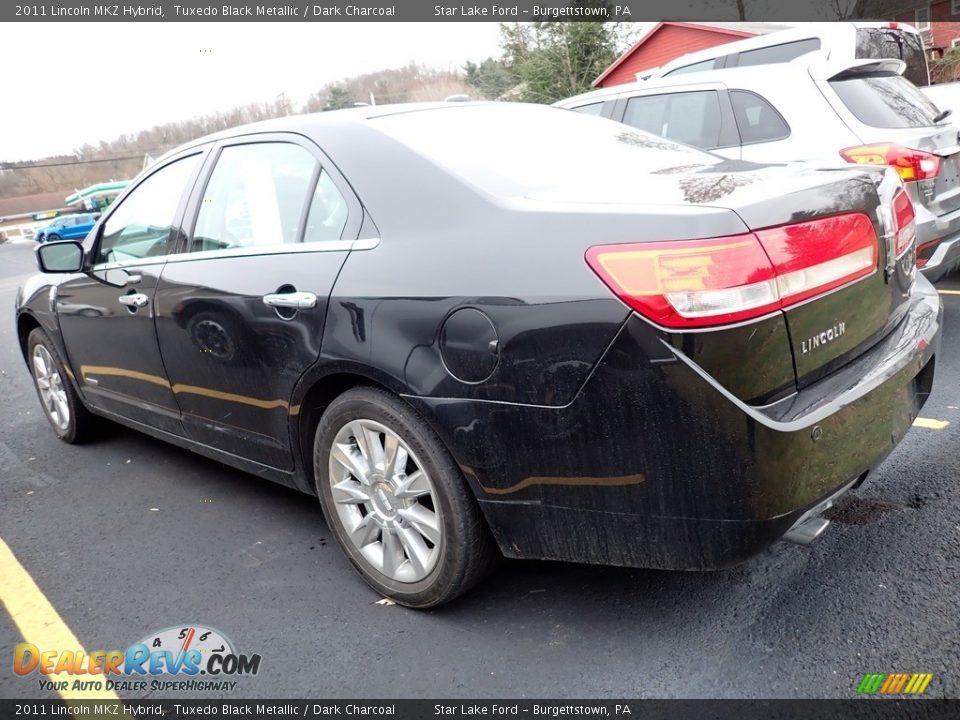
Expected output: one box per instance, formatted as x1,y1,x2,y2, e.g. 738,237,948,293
262,291,317,309
118,293,149,308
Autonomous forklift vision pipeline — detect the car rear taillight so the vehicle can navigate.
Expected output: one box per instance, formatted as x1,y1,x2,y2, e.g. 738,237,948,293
840,144,940,183
586,213,878,329
891,188,916,258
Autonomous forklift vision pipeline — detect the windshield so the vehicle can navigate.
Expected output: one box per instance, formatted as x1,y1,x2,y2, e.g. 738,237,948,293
856,28,930,87
830,73,941,128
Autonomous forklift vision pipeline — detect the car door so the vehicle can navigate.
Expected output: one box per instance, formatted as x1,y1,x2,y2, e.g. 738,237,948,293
65,215,89,239
56,151,205,434
154,134,363,470
63,216,84,240
58,217,76,239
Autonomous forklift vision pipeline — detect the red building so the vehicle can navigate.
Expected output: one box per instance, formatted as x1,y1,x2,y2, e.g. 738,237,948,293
893,7,960,58
592,22,792,89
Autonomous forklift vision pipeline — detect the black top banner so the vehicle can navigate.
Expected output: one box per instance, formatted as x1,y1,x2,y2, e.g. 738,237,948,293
5,0,904,23
1,699,958,720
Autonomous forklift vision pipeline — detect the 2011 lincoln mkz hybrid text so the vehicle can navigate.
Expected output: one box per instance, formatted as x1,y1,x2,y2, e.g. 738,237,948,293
16,103,940,607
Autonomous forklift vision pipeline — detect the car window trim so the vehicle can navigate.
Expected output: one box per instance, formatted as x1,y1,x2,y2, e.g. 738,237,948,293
175,131,367,259
87,148,209,271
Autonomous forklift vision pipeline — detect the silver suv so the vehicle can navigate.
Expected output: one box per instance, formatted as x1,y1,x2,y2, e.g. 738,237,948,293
556,56,960,280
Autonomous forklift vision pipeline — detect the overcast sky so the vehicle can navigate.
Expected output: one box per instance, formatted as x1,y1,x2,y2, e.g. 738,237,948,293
4,22,506,161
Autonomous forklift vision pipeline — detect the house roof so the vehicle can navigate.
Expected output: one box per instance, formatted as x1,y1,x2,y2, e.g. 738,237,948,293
592,21,794,88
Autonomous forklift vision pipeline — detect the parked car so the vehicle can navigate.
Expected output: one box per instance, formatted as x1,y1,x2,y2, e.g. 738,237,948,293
646,22,929,87
17,103,940,607
34,213,97,243
557,57,960,281
922,80,960,122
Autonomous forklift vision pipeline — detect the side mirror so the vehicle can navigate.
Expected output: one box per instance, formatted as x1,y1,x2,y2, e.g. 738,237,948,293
36,241,84,273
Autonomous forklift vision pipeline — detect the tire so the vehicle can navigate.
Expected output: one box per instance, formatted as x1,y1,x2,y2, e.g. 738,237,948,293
27,328,97,443
313,386,497,608
47,234,60,243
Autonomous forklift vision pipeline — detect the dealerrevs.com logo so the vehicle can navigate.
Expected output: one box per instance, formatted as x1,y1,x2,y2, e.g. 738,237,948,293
13,625,261,693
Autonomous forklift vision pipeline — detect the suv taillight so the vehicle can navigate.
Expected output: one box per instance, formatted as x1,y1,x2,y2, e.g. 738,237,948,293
585,213,878,329
840,144,941,183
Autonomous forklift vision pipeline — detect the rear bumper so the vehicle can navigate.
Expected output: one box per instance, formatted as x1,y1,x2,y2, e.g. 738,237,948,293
918,227,960,280
408,278,941,570
916,202,960,279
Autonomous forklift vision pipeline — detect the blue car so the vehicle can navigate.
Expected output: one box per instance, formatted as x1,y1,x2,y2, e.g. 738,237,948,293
34,213,97,243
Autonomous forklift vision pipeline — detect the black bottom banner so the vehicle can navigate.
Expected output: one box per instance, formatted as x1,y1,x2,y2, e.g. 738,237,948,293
1,700,958,720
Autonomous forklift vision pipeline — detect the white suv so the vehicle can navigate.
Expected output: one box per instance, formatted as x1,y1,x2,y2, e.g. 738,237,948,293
555,57,960,281
650,22,929,87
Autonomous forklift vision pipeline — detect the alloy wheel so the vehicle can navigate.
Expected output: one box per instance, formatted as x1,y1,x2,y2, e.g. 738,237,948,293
327,419,443,583
32,344,70,430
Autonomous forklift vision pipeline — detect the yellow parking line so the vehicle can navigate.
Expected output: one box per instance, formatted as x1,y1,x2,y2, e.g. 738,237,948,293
0,537,120,701
937,289,960,295
913,417,951,430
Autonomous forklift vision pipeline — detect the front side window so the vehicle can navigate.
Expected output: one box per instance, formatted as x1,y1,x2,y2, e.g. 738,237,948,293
97,154,200,264
622,90,723,149
190,143,318,253
730,90,790,144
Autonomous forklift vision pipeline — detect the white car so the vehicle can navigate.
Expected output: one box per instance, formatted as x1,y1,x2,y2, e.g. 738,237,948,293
556,57,960,280
923,81,960,123
649,22,929,88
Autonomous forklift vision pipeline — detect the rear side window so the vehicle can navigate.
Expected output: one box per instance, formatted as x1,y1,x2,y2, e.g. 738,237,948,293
856,28,929,87
734,38,821,67
830,73,940,128
730,90,790,144
570,102,604,116
623,91,723,149
663,58,720,77
191,143,317,253
303,171,349,244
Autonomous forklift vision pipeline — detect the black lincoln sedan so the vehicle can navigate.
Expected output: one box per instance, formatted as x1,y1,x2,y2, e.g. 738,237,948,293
16,103,940,607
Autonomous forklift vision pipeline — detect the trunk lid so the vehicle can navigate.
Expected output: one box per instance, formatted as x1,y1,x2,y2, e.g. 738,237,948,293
709,162,915,387
548,159,914,394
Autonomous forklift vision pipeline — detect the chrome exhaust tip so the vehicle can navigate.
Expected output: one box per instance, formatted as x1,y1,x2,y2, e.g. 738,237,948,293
781,473,864,547
782,515,831,546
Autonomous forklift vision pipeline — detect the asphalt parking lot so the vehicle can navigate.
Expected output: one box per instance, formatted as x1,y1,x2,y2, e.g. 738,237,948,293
1,239,958,700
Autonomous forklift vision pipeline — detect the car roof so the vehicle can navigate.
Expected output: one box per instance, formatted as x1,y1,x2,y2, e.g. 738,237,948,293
154,101,501,163
554,59,822,108
650,21,918,79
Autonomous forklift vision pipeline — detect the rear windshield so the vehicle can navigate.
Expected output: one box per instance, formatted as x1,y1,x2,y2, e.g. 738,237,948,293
855,28,929,87
829,73,940,128
374,105,719,196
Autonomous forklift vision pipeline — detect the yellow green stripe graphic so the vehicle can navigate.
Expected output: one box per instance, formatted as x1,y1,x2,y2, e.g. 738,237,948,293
857,672,933,694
